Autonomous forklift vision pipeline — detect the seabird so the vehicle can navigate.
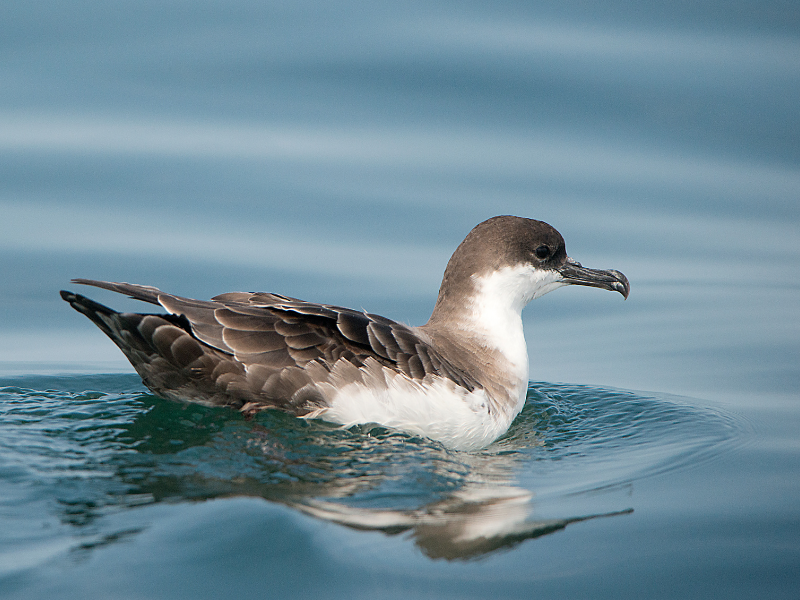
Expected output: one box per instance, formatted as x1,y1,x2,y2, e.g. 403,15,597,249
61,215,629,450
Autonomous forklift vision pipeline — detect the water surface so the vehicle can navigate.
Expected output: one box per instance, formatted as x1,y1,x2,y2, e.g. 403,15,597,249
1,1,798,598
1,376,742,587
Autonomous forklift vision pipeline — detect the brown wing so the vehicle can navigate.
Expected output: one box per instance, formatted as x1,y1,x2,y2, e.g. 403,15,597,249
64,280,478,413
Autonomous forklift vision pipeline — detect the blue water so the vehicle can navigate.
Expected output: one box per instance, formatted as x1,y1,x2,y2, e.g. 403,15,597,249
1,1,799,598
0,376,744,595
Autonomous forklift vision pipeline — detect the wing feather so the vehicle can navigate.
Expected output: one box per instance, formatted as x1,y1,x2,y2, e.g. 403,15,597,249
336,312,371,346
222,328,286,353
213,308,275,331
68,280,481,413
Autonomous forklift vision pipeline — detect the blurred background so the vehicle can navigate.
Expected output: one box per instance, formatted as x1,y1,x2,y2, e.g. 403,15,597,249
2,3,799,598
1,0,798,400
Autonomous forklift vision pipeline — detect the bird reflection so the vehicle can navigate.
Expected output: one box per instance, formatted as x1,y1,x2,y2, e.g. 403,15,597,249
59,393,634,561
292,485,632,560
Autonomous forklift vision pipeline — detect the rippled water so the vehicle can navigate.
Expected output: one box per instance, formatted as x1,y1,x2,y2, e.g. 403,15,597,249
1,375,738,572
1,0,799,598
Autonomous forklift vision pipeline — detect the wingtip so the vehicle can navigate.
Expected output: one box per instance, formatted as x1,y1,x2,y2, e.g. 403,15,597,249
71,278,96,286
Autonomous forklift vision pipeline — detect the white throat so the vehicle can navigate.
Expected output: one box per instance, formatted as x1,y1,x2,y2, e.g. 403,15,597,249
466,264,565,391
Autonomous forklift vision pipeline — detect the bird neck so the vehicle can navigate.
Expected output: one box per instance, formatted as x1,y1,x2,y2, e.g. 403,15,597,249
422,266,542,417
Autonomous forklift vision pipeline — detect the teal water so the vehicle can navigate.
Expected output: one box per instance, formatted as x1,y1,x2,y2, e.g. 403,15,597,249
1,375,755,598
1,0,799,598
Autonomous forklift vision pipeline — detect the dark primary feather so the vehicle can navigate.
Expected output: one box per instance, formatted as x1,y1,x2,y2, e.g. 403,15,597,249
61,280,478,414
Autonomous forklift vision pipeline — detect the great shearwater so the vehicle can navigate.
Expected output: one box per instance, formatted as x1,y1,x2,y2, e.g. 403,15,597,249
61,216,629,450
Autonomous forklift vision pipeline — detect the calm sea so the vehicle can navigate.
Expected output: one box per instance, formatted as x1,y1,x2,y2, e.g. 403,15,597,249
1,1,798,598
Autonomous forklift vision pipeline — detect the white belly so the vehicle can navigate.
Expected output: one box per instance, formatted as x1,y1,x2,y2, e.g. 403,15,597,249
314,374,516,451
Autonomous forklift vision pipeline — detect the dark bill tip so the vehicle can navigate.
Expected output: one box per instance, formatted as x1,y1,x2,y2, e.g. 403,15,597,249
558,260,630,299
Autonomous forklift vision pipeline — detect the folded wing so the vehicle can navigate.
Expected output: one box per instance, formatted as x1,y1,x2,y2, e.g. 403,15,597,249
66,279,477,414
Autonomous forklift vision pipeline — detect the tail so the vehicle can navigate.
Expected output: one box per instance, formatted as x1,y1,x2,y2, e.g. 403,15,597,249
60,290,125,340
60,289,175,365
60,289,249,409
60,289,195,360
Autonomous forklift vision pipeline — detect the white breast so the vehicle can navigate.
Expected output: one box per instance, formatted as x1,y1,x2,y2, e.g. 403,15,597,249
310,264,566,451
466,264,565,416
315,365,513,451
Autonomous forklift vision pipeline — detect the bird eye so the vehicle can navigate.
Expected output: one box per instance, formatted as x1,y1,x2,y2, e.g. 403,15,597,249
534,245,550,260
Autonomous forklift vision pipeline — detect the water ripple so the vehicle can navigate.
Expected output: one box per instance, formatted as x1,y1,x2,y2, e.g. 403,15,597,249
0,374,741,561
